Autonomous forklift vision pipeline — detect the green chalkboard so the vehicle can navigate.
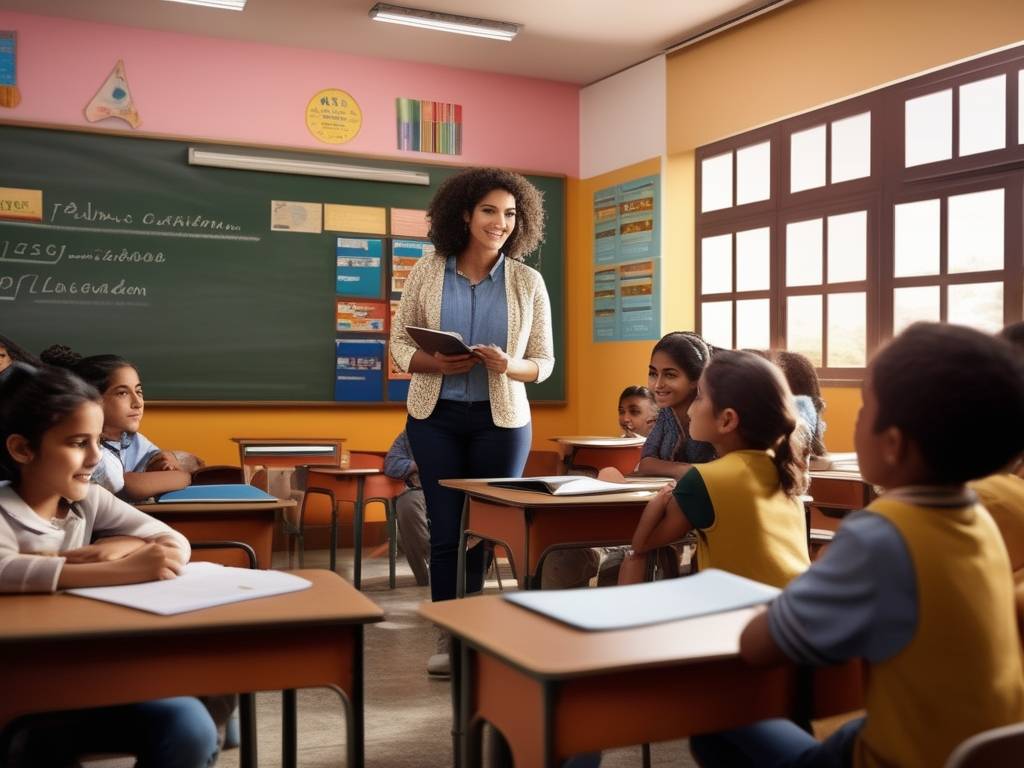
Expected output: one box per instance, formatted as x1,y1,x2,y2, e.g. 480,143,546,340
0,124,565,403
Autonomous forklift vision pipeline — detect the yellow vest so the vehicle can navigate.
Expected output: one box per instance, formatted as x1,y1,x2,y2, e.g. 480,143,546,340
857,496,1024,768
970,473,1024,585
693,450,809,588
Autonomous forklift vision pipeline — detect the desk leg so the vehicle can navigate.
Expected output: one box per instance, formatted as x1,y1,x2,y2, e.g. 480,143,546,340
239,692,257,768
349,626,366,768
330,498,338,573
353,478,365,590
452,635,464,768
456,497,470,599
282,689,297,768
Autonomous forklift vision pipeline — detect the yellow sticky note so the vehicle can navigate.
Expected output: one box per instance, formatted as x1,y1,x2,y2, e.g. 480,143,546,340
0,187,42,221
324,204,387,235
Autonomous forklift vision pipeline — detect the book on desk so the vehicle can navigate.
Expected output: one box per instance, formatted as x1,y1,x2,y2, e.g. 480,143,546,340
487,476,667,496
156,484,279,503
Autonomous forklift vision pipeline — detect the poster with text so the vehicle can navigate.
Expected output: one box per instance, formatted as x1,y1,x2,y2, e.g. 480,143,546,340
617,259,659,340
593,186,619,265
336,237,384,298
391,239,433,295
334,337,384,401
593,266,617,342
336,299,387,333
617,177,658,262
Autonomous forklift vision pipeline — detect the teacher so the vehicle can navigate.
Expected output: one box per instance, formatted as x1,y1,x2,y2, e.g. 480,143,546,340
390,167,554,676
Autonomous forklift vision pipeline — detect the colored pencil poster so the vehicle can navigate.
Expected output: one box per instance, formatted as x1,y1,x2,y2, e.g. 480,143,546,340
336,237,384,298
336,299,387,333
593,186,619,265
617,259,660,340
335,337,384,401
391,239,434,294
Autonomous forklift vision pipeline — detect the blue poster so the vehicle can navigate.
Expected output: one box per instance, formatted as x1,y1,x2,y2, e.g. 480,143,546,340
593,266,617,342
593,186,619,265
336,237,384,298
334,337,384,401
618,176,658,262
0,32,15,86
387,379,410,401
617,259,660,341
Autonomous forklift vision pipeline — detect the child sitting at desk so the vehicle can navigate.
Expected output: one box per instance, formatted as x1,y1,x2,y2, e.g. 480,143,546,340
772,350,827,461
383,429,430,587
618,350,810,587
617,385,658,438
0,363,218,768
692,323,1024,768
41,345,190,502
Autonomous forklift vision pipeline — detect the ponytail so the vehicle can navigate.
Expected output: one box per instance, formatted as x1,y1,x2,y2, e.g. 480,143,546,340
772,422,810,498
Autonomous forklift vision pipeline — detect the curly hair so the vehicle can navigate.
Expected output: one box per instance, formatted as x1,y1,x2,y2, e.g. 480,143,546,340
426,168,545,261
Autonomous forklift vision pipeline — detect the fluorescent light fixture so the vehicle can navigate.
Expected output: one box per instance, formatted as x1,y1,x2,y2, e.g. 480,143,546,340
188,148,430,186
163,0,248,10
368,3,520,42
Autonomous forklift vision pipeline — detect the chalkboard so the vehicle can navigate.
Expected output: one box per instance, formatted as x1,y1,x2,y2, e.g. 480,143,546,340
0,124,565,402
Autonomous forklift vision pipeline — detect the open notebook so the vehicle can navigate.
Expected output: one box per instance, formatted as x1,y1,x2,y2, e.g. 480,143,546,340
504,569,780,631
66,562,311,615
157,484,279,503
487,476,667,496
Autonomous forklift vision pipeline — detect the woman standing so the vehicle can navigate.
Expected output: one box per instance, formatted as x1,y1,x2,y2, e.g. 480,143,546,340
390,168,554,676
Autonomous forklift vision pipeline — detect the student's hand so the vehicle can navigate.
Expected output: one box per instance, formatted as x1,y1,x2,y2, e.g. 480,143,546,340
472,344,511,374
432,351,480,375
63,535,147,563
147,451,182,472
116,541,186,582
597,467,626,483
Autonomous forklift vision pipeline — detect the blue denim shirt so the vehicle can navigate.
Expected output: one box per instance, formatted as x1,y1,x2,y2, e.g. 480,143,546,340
438,254,508,402
91,431,162,495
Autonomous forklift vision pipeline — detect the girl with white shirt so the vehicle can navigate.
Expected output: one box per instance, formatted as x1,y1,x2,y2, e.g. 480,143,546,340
0,363,218,768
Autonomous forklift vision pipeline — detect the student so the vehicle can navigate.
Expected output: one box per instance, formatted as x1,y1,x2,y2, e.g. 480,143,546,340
383,430,430,587
636,331,716,479
40,346,190,501
772,350,827,459
691,323,1024,768
0,334,39,384
0,363,218,768
618,350,810,586
618,385,659,438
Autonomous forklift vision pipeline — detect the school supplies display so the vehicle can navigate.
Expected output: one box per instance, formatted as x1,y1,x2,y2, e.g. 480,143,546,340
487,475,666,496
404,325,476,356
156,484,279,503
504,568,780,630
67,562,312,615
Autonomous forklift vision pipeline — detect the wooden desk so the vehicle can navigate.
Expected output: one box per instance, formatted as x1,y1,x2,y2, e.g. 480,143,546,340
304,467,384,589
807,470,876,531
230,437,346,487
138,498,296,570
1,570,383,768
550,435,645,476
421,595,863,768
440,479,660,593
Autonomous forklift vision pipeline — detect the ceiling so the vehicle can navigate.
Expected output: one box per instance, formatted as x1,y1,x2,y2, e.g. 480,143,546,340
0,0,774,85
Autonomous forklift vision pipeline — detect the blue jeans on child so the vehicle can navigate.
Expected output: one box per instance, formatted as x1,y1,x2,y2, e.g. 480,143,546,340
1,696,219,768
689,715,863,768
406,400,532,602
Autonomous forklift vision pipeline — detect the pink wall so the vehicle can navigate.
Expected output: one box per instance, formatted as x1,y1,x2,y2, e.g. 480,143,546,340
0,11,579,176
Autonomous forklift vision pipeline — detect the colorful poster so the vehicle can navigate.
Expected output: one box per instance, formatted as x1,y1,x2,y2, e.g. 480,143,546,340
396,98,462,155
0,30,19,108
618,259,660,341
390,208,429,238
334,337,384,401
391,239,433,294
618,177,658,261
387,300,412,381
271,201,323,233
324,203,386,234
84,60,140,128
336,299,387,333
593,267,617,342
593,186,619,265
306,88,362,144
336,237,383,297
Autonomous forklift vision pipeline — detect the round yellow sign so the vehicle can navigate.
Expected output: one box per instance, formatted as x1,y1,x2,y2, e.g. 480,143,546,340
305,88,362,144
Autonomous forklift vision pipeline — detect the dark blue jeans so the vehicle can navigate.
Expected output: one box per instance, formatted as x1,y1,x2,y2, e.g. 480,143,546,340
689,716,863,768
407,400,532,602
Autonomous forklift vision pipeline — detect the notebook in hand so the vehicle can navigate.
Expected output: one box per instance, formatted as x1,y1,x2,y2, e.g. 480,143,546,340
405,325,476,356
487,475,667,496
157,484,279,503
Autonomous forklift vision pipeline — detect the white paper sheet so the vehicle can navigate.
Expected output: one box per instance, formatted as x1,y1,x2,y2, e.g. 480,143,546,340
66,562,312,615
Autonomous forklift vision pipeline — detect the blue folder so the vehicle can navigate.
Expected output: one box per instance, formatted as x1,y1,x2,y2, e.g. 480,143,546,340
157,484,279,503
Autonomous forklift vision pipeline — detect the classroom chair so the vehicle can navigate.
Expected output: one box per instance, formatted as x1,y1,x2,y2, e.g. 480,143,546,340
191,465,245,485
284,453,403,589
944,722,1024,767
523,449,563,476
567,444,643,476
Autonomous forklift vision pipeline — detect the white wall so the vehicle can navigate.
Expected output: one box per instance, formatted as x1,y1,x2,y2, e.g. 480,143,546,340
579,56,666,179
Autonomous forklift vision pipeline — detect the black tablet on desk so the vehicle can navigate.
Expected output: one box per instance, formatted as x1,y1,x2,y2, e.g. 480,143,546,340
405,325,476,356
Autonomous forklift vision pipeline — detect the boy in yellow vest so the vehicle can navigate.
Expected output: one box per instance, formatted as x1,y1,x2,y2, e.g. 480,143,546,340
691,322,1024,768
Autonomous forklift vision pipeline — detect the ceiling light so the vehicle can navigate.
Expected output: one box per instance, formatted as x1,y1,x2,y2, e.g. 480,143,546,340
162,0,248,11
368,3,519,42
188,148,430,186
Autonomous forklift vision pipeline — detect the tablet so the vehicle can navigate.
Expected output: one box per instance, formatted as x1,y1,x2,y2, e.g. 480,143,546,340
405,325,475,356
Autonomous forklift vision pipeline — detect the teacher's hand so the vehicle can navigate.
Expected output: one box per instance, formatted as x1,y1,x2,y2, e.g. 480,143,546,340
432,351,480,375
472,344,511,374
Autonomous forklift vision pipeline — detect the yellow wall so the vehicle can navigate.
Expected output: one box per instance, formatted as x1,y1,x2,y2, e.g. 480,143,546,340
661,0,1024,451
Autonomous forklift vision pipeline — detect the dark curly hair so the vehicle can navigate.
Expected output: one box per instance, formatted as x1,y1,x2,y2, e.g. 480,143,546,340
40,344,136,393
426,167,545,261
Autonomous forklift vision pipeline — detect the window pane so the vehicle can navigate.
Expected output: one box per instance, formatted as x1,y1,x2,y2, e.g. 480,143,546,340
959,74,1006,156
736,141,771,205
828,292,866,367
893,286,941,335
702,301,733,350
948,188,1004,274
948,282,1003,333
736,227,771,291
701,234,732,294
701,152,733,212
831,112,871,183
905,89,952,167
827,210,867,283
786,218,823,286
790,125,826,193
894,199,940,277
736,299,771,350
787,295,823,366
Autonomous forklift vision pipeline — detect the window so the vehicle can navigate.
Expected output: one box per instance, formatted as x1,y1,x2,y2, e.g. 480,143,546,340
696,45,1024,382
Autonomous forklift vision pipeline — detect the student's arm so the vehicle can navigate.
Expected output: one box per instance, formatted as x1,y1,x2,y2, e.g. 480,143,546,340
740,609,790,666
145,450,182,472
120,469,191,502
631,484,693,554
635,457,692,480
90,485,192,559
63,535,148,563
56,542,184,589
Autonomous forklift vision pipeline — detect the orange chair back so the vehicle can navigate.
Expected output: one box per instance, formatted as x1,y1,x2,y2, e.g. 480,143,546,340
570,444,642,475
523,449,562,476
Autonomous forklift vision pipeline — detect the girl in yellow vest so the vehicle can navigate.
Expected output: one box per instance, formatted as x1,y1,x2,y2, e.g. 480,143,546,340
618,349,810,587
692,323,1024,768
